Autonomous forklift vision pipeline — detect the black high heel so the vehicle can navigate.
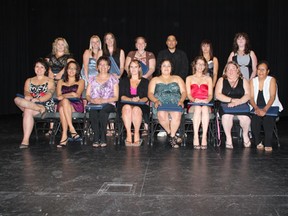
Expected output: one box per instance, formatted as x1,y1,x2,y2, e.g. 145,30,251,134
70,132,81,141
57,138,68,148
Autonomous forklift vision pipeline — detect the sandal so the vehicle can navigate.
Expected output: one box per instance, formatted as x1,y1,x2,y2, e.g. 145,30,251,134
226,143,233,149
125,139,132,147
175,135,182,144
57,138,68,148
45,129,53,136
243,140,251,148
194,145,201,150
169,136,179,148
201,145,207,150
71,132,81,141
193,137,200,149
133,139,143,147
257,143,264,150
106,130,114,136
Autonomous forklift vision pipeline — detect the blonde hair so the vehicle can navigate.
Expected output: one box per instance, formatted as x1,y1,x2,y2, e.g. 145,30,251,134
222,61,243,79
52,37,70,55
89,35,102,50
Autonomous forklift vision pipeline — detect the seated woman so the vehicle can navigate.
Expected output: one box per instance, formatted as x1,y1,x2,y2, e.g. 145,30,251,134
215,61,251,149
250,60,283,152
119,60,149,146
14,58,55,148
148,59,187,148
56,61,85,148
186,56,213,150
86,56,119,148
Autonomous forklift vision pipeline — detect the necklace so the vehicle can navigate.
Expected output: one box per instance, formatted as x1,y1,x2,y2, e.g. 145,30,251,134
137,51,146,57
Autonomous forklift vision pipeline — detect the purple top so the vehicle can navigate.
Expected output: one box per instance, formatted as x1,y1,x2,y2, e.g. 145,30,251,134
89,74,119,106
59,84,84,113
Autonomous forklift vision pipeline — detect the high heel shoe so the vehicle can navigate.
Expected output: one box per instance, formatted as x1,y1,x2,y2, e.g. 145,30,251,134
70,132,81,141
57,138,68,148
243,140,251,148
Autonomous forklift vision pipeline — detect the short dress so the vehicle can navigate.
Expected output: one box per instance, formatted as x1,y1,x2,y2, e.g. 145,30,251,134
153,82,181,115
188,84,208,112
81,57,98,86
29,81,55,113
59,84,84,113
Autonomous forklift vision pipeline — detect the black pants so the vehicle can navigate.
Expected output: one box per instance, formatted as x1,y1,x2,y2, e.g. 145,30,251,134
251,115,275,147
89,104,115,143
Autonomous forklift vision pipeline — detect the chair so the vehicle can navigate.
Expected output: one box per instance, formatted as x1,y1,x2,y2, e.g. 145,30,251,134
116,100,150,145
149,103,185,146
84,103,118,145
183,101,217,147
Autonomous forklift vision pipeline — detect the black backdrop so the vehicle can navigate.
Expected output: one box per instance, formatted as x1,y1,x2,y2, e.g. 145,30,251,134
1,0,287,116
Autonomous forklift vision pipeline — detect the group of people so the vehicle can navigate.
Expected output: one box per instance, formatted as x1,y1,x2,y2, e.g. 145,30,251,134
15,32,283,152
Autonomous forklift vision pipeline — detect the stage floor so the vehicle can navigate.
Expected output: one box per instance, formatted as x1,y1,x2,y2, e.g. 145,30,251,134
0,114,288,215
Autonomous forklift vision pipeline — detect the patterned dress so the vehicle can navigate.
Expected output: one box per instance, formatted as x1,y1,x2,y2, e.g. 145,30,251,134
153,82,181,114
29,80,55,113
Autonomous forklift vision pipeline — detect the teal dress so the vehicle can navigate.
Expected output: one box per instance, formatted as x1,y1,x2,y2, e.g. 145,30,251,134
153,82,181,114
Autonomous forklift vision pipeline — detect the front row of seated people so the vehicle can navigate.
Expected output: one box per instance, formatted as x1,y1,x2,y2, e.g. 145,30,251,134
15,57,283,151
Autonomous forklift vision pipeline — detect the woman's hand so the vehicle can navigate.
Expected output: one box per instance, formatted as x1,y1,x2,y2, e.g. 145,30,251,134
178,100,184,108
131,96,140,102
154,100,161,108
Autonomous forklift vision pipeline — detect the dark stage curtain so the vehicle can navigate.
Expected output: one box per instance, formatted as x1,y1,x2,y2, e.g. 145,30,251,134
1,0,287,116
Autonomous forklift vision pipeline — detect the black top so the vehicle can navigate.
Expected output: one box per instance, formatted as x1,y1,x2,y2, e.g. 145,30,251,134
46,53,73,74
118,77,150,123
222,78,245,99
256,90,266,107
156,49,189,81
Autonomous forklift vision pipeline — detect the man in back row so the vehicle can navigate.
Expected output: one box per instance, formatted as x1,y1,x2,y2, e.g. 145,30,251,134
156,35,189,137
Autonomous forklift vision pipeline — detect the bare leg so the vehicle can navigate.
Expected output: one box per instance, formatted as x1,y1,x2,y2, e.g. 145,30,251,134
201,106,210,147
21,109,39,145
157,111,171,134
122,105,132,143
192,106,201,147
169,112,182,137
221,114,234,148
131,106,142,143
58,106,68,144
60,99,76,134
238,115,251,146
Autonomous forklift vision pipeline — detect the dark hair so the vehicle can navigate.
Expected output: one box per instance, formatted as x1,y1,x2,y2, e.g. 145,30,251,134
199,39,214,59
63,61,81,82
159,59,174,75
97,56,111,67
35,58,49,76
232,32,251,54
257,60,270,70
103,32,118,56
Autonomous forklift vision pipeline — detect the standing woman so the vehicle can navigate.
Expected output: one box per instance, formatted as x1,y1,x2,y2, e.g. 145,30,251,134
119,60,149,146
56,61,85,148
14,58,55,148
102,32,125,79
46,37,74,81
227,32,257,80
250,61,283,152
81,35,103,87
199,39,219,87
148,59,187,148
125,36,156,80
186,56,213,149
45,37,74,136
86,56,119,147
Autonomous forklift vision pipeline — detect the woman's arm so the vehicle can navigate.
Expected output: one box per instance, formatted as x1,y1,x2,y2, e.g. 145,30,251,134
143,57,156,79
215,78,232,103
82,50,90,80
177,76,187,107
38,78,55,102
249,50,258,79
185,76,194,102
212,57,219,87
119,49,125,77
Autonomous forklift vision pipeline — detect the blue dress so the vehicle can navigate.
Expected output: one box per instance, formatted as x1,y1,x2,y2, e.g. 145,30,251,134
81,57,98,86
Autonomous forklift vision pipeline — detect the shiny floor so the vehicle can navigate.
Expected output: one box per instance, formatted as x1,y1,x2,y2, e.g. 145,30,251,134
0,114,288,216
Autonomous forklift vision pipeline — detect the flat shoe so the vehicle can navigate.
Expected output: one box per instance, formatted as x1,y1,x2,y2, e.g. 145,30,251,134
19,144,29,149
100,143,107,147
92,142,100,148
243,140,251,148
257,143,264,150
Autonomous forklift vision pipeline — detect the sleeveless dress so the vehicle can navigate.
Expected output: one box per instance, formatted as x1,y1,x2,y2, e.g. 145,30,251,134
153,82,181,114
232,53,252,80
59,84,84,113
81,57,98,87
190,84,208,99
29,81,55,113
207,59,214,78
47,54,72,74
